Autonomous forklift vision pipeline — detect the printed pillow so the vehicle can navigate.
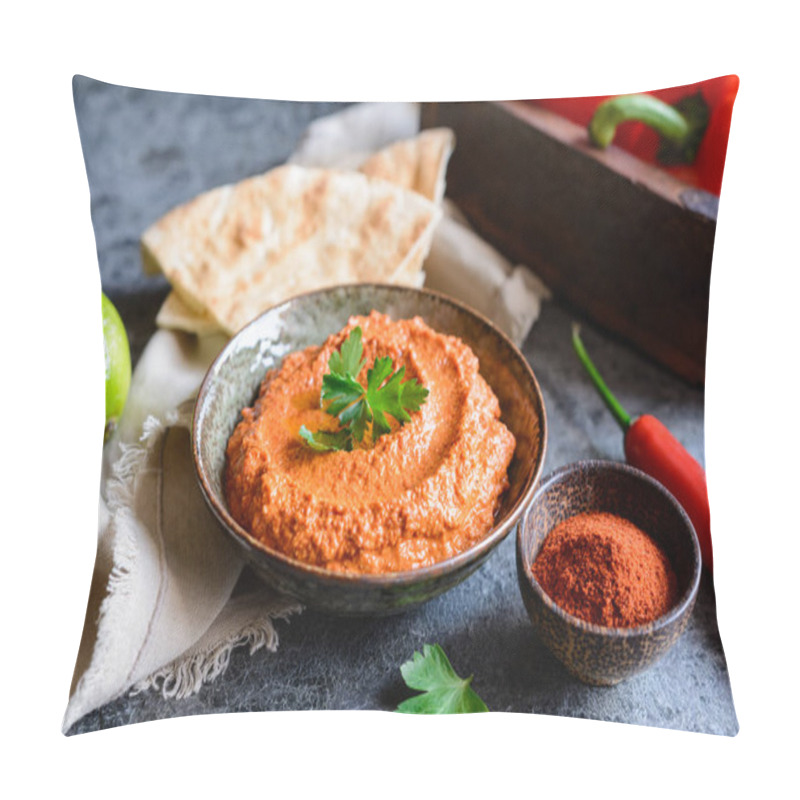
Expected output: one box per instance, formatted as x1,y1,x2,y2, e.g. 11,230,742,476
65,75,738,736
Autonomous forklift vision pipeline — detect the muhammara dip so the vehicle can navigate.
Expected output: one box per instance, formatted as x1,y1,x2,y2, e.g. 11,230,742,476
225,311,516,574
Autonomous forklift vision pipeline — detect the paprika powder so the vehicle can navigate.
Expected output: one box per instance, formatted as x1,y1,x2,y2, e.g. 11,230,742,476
532,511,678,628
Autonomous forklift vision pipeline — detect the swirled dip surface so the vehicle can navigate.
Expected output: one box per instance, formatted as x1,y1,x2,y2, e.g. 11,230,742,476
225,311,516,573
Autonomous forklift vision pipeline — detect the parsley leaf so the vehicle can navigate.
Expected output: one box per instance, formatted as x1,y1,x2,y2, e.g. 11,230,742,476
396,644,489,714
298,425,353,452
302,326,429,451
327,324,367,379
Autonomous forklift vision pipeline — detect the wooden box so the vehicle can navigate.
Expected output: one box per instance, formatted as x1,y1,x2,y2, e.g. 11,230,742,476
421,101,719,385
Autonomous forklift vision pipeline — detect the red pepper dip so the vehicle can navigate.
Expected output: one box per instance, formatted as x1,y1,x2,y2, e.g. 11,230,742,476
225,312,516,574
532,511,678,628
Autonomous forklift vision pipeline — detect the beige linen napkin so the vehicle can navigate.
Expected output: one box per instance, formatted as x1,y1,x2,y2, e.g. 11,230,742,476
64,102,548,733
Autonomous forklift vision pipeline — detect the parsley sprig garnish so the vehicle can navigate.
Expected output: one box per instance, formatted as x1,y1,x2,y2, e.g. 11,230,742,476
299,326,429,452
396,644,489,714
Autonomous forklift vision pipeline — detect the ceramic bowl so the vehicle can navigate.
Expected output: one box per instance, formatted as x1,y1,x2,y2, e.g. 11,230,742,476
194,283,547,616
516,460,701,685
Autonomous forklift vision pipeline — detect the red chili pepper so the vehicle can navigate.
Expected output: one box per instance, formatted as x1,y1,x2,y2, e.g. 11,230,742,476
572,325,712,571
530,75,738,196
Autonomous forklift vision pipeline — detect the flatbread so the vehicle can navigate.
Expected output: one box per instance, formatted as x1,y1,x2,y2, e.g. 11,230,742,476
358,127,455,204
155,290,220,336
155,252,426,336
149,128,454,335
142,164,440,335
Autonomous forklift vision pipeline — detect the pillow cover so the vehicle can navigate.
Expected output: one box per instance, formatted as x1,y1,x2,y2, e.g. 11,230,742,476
65,75,738,735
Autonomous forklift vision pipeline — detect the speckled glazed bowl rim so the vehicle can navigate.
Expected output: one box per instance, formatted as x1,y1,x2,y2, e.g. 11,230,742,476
194,282,548,589
518,459,701,638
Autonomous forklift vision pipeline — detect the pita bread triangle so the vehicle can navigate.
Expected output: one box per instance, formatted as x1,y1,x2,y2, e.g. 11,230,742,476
358,127,455,204
154,255,426,336
153,290,220,336
147,128,454,335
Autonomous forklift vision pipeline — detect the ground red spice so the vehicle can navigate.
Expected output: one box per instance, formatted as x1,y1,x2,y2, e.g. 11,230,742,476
532,511,678,628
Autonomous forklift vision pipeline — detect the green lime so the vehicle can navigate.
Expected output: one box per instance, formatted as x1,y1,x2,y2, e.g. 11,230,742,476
102,292,131,440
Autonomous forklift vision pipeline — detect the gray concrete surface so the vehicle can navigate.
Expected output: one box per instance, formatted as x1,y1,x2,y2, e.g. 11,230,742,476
67,76,737,736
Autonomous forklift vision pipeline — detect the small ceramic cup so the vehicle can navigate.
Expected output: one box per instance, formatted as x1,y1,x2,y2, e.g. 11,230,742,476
516,460,701,685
